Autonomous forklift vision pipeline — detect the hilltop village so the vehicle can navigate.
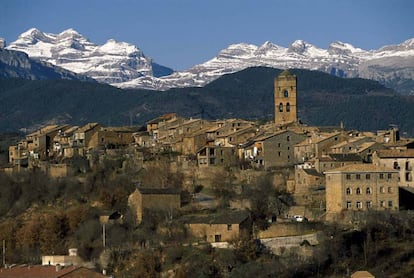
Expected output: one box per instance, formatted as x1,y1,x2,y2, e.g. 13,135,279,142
3,70,414,277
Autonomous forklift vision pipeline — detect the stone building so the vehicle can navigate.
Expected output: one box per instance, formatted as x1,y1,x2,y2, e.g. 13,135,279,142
372,149,414,187
245,130,306,170
128,187,181,223
186,210,251,243
325,164,399,221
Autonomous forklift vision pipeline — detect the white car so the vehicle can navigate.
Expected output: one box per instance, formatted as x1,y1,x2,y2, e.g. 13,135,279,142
292,215,307,222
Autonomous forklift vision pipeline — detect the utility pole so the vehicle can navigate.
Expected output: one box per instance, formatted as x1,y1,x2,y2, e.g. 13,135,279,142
102,224,106,248
3,240,5,267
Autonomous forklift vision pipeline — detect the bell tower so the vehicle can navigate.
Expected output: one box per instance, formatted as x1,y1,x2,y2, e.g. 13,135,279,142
274,70,297,125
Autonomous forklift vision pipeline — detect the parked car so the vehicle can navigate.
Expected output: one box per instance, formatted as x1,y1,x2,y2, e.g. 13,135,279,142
292,215,307,222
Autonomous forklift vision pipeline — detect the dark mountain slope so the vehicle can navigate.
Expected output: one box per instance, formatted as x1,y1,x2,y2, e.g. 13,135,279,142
0,67,413,135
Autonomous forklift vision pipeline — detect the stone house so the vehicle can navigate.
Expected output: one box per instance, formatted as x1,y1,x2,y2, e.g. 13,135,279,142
294,167,325,195
325,164,399,221
311,153,363,173
97,126,136,148
128,187,181,223
197,146,238,167
133,131,154,147
372,149,414,187
294,132,347,163
214,126,257,148
329,136,385,162
42,248,82,266
72,123,101,150
245,130,306,169
186,210,251,243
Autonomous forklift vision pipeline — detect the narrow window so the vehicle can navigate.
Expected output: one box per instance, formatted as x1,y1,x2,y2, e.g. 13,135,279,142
286,102,291,112
279,103,283,112
366,201,372,209
227,224,232,231
366,187,372,194
388,200,393,208
283,90,289,97
346,188,352,195
356,188,361,195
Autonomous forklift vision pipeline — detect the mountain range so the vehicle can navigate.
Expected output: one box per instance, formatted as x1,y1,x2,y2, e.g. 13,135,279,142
4,28,414,94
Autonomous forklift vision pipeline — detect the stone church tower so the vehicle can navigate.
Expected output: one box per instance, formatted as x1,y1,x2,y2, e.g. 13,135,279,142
274,70,297,125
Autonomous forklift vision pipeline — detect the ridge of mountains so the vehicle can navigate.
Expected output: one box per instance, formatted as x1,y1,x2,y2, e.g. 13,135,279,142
4,28,414,94
1,67,414,136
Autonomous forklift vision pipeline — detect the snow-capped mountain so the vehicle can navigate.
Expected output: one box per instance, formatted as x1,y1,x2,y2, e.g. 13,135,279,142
6,28,414,94
6,28,172,83
118,38,414,94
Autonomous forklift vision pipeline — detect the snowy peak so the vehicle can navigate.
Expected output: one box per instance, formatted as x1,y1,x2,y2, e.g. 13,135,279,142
7,28,172,84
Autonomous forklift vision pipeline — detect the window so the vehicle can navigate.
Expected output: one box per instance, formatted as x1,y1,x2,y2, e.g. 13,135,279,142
388,200,393,208
380,201,385,207
356,188,361,195
215,234,222,242
286,102,291,112
346,188,352,195
380,186,385,193
366,174,371,180
387,173,392,179
356,202,362,209
346,201,352,209
366,187,372,194
287,135,290,142
393,161,400,169
283,90,289,97
346,174,351,180
227,224,232,231
356,174,361,180
380,173,384,179
388,187,393,194
279,103,283,112
366,201,372,209
278,151,281,157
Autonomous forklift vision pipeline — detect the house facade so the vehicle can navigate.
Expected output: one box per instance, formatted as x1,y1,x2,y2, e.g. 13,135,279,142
372,149,414,187
325,164,399,221
186,211,251,243
128,187,181,223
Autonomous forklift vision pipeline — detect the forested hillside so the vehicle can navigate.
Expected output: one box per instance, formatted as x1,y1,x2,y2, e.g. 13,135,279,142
1,67,413,135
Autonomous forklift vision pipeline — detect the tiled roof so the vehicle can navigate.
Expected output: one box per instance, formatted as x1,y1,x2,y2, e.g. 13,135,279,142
375,149,414,158
0,265,105,278
325,163,397,173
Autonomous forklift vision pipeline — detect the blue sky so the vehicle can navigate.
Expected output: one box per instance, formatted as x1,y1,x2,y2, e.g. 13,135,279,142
1,0,413,70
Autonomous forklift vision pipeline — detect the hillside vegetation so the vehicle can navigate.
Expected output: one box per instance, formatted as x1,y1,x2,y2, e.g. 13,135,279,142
1,67,414,135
